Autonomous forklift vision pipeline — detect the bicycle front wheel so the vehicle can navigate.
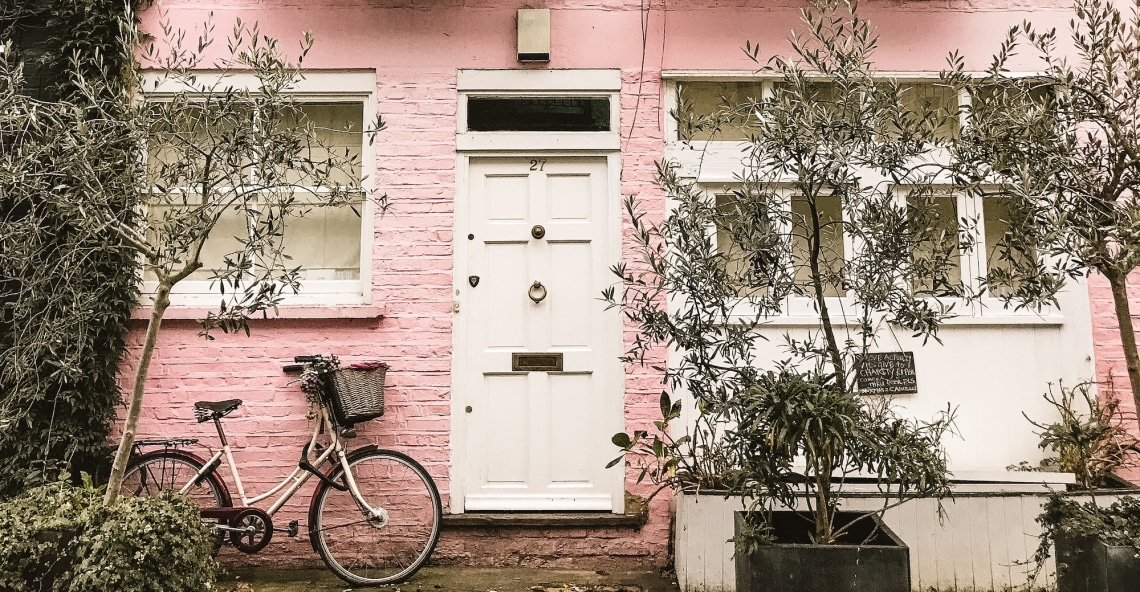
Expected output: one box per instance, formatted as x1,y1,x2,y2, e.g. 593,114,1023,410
310,449,442,585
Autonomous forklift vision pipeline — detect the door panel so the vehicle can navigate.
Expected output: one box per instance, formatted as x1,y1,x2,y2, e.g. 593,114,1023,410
463,156,619,512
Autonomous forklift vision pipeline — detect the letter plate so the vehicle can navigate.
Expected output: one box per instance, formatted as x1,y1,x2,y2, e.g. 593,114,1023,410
512,352,563,372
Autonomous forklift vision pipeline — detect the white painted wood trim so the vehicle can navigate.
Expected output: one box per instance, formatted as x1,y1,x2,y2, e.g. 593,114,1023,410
457,132,620,152
138,70,378,306
142,70,377,97
449,153,472,514
661,70,1020,80
457,69,621,92
606,151,626,514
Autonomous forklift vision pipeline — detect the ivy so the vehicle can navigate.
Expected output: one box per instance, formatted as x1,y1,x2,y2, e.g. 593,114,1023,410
0,475,215,591
1033,494,1140,582
0,1,143,495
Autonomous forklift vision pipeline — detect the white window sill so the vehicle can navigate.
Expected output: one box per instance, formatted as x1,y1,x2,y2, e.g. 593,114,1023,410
131,304,385,321
727,313,1064,327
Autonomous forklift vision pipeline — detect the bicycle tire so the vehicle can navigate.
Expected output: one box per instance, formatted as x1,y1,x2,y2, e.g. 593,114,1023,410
122,451,231,547
310,449,442,585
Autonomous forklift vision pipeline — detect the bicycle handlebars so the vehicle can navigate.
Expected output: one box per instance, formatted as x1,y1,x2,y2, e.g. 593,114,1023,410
284,354,326,374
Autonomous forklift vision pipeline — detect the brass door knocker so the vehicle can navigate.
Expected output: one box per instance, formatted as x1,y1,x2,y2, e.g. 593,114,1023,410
528,281,547,303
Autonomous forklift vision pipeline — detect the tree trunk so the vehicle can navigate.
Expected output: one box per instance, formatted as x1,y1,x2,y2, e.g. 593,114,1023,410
103,282,172,506
806,196,845,388
1104,268,1140,430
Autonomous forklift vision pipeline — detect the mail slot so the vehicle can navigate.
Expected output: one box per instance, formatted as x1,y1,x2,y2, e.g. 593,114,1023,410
512,352,563,372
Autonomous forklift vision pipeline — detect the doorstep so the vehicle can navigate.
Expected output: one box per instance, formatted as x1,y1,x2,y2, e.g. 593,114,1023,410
442,512,645,528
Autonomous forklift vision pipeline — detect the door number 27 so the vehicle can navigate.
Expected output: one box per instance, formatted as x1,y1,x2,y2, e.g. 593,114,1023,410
529,159,546,171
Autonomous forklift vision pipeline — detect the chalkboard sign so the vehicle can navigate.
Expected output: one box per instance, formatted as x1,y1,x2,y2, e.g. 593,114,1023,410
855,352,918,395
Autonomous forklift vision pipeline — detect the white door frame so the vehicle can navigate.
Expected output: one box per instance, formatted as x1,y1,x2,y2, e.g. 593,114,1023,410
450,69,624,514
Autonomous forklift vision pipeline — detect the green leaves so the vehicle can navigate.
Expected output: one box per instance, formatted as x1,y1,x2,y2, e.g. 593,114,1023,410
725,369,954,544
1022,381,1137,489
0,479,215,591
1,0,141,496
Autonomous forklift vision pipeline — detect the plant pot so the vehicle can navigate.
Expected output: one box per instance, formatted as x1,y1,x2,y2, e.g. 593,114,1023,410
1055,534,1140,592
734,511,910,592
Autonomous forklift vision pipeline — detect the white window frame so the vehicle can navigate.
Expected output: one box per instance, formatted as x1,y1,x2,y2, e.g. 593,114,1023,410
668,72,1062,323
140,70,377,307
456,69,621,152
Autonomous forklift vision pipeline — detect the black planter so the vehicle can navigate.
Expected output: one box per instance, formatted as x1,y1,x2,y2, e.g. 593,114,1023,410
734,511,910,592
1055,535,1140,592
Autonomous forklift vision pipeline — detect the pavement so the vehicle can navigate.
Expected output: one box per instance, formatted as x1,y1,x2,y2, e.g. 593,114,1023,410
215,567,682,592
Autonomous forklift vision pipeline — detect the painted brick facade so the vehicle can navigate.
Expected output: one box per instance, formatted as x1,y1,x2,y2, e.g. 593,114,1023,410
122,0,1100,572
1088,272,1140,482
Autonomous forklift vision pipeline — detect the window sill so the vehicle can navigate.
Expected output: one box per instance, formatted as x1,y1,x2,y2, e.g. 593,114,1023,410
131,304,385,321
728,313,1064,327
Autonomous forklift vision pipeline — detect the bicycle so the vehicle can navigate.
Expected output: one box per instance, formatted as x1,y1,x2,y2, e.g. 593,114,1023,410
119,354,442,586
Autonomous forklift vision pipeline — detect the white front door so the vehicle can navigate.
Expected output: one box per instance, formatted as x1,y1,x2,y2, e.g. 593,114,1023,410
461,156,621,512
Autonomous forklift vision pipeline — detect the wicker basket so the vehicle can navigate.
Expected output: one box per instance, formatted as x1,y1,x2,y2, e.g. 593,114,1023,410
324,366,386,426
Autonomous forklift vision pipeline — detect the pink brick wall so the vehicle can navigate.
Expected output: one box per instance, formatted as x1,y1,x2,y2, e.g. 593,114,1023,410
124,0,1082,570
127,0,676,566
1088,272,1140,482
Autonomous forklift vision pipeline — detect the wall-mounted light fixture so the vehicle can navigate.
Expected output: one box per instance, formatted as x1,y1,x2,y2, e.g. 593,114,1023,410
517,9,550,63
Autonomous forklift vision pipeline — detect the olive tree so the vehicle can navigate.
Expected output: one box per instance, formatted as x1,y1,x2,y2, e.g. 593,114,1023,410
949,0,1140,428
23,15,385,505
608,0,979,544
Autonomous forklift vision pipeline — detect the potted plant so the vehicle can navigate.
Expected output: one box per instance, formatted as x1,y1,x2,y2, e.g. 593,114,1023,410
725,368,953,592
1007,381,1140,592
1034,495,1140,592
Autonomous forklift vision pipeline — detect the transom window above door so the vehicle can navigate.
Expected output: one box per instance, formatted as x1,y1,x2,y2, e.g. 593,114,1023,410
456,69,621,152
466,96,610,132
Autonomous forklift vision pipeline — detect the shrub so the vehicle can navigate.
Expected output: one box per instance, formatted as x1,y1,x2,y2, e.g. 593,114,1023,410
0,0,142,496
1032,494,1140,581
0,477,215,592
1021,382,1138,489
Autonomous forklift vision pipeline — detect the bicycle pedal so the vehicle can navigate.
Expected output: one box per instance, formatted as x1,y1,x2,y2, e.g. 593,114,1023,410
274,520,300,537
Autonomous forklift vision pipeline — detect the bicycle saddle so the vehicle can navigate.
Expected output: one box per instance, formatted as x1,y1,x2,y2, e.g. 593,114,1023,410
193,399,243,422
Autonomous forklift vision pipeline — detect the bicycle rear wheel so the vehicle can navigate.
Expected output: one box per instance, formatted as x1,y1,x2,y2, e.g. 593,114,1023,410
310,449,442,585
122,451,230,547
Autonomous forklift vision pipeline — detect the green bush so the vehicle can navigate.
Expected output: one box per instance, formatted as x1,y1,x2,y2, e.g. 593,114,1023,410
0,478,215,592
0,0,142,496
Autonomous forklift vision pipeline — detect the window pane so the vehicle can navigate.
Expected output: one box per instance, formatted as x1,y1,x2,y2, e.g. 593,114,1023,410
144,99,366,295
908,194,962,295
791,195,845,297
467,97,610,132
898,83,959,141
282,103,365,187
147,104,251,189
282,203,362,281
716,193,769,297
144,200,248,282
984,195,1030,297
676,82,764,141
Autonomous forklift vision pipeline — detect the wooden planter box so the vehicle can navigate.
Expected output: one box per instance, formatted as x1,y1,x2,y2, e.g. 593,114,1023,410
1055,535,1140,592
734,511,910,592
